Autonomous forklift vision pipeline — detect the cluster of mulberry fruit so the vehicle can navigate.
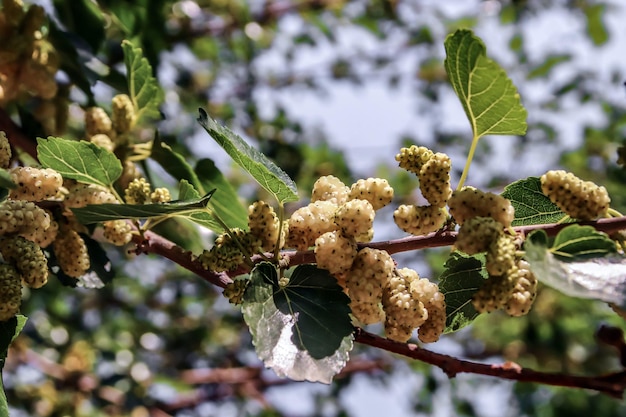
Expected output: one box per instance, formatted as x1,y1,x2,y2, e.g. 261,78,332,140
394,146,451,235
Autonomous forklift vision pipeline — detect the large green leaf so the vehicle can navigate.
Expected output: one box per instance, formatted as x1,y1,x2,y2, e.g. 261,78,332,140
438,252,487,333
501,177,567,226
525,227,626,308
150,138,247,230
71,189,215,224
37,137,122,187
242,263,353,383
122,40,163,124
444,29,527,139
1,315,27,417
53,0,105,53
197,109,299,204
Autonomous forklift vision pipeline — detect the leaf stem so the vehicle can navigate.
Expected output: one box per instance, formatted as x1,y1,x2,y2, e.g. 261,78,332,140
457,134,479,190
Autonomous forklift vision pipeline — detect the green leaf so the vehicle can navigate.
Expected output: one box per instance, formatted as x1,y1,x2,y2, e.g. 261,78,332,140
176,181,224,232
0,170,15,190
197,109,299,204
438,252,487,333
525,229,626,308
242,263,353,383
584,4,609,46
196,159,248,230
37,137,122,187
1,315,27,417
150,137,203,191
527,54,571,79
122,40,163,124
71,190,215,224
550,225,617,261
150,138,248,230
53,0,106,53
501,177,567,226
444,29,527,139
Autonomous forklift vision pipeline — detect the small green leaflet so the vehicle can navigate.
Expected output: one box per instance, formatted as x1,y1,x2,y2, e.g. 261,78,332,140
444,29,527,139
1,315,27,417
122,40,164,124
197,109,299,204
37,137,122,187
242,263,353,383
438,252,487,333
501,177,567,226
525,227,626,308
71,189,215,224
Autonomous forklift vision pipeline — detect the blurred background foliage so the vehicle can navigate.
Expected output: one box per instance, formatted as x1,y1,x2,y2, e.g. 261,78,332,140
3,0,626,416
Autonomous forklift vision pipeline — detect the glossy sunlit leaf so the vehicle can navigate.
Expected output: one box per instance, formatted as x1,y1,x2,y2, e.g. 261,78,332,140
37,137,122,187
501,177,567,226
525,228,626,308
439,252,487,333
122,40,163,124
71,190,215,224
444,29,527,139
242,263,353,383
197,109,299,204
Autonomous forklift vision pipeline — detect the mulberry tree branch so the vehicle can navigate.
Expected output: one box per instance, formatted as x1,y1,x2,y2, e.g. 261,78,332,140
354,328,626,398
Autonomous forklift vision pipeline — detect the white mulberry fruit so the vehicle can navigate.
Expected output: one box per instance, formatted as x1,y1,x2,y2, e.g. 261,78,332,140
448,187,515,227
9,166,63,201
314,230,357,276
0,235,48,288
0,264,22,321
419,153,452,208
334,199,375,240
540,170,610,220
311,175,350,205
393,204,446,236
287,201,338,251
348,178,394,210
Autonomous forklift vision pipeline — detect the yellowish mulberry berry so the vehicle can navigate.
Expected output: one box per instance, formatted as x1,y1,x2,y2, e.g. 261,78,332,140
346,248,394,324
395,145,434,175
9,166,63,201
64,183,118,210
382,268,428,342
315,230,357,276
199,229,261,272
448,187,515,227
419,153,452,208
150,187,171,203
223,278,249,305
334,199,375,240
111,94,135,134
248,201,281,252
412,278,446,343
485,233,516,276
455,217,503,255
0,264,22,321
102,220,133,246
125,178,152,205
348,178,394,210
287,201,338,251
393,204,446,236
540,170,610,220
84,107,112,137
20,210,57,248
53,227,90,278
311,175,350,205
504,260,538,317
0,199,51,236
0,131,11,169
0,235,48,288
89,133,115,152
